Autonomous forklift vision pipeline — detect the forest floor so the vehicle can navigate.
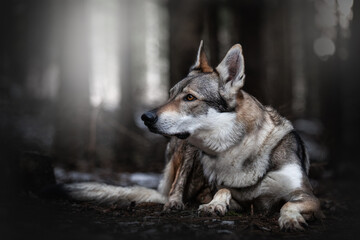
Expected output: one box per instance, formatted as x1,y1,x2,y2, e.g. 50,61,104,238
2,168,359,240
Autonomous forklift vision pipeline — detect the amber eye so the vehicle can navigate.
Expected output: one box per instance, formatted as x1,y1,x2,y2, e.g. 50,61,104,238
184,94,197,101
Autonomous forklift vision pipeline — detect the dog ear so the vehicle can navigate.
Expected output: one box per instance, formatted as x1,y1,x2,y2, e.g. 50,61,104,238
217,44,245,106
191,40,213,73
216,44,245,87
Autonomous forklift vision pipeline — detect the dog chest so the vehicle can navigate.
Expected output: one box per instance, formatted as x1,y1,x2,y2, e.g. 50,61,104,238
200,145,270,188
200,120,294,189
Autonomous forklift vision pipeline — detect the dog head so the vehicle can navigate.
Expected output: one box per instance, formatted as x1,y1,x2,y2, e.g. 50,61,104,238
141,41,246,150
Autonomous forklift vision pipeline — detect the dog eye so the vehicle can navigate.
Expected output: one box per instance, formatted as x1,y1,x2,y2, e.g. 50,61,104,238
184,94,197,101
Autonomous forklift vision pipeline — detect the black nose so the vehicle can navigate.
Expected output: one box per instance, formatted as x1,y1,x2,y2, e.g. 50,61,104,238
141,111,158,125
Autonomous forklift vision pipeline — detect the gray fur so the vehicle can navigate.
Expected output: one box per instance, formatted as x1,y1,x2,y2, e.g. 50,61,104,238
61,42,321,232
63,182,167,206
144,41,322,231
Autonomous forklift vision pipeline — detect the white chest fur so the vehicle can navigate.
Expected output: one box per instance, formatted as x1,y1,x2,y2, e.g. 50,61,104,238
198,115,294,188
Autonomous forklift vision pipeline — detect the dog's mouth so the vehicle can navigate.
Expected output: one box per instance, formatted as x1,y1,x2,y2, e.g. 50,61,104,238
174,132,190,139
147,126,190,140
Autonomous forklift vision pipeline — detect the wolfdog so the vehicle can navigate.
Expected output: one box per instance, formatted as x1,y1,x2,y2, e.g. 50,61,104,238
58,41,322,231
141,41,323,230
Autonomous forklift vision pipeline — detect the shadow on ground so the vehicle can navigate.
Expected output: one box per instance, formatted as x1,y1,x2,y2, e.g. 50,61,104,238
2,172,359,240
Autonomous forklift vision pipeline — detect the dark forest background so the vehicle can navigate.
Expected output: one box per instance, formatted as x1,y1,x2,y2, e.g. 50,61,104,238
1,1,360,239
1,0,360,196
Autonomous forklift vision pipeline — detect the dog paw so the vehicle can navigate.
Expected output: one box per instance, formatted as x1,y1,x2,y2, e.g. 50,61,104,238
198,189,231,217
198,201,229,216
279,210,308,231
163,199,184,212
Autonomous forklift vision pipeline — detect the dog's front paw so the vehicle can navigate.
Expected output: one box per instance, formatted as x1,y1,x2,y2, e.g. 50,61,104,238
279,210,308,231
163,199,185,212
198,201,229,216
198,188,231,216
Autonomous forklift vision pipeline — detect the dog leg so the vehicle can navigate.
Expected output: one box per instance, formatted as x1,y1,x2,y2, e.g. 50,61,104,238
163,171,184,211
198,188,231,216
163,145,195,211
279,190,323,231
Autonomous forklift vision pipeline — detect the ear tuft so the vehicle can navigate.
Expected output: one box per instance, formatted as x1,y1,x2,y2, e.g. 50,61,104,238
191,40,213,73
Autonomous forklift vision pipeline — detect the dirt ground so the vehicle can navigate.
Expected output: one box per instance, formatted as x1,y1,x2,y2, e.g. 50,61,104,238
2,176,359,240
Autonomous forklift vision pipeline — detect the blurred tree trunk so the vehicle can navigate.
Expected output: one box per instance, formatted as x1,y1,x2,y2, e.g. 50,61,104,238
228,1,265,104
23,0,54,100
53,0,90,169
169,0,204,87
338,0,360,175
119,0,135,129
204,2,219,67
2,0,29,92
288,0,308,118
115,0,143,170
117,0,134,168
0,0,11,96
318,58,342,172
261,0,292,113
303,2,321,120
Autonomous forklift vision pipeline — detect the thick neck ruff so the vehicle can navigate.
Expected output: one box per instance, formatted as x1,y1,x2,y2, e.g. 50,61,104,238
191,107,294,188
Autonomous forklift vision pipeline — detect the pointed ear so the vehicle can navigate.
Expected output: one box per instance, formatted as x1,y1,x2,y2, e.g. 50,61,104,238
216,44,245,86
191,40,213,73
217,44,245,107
